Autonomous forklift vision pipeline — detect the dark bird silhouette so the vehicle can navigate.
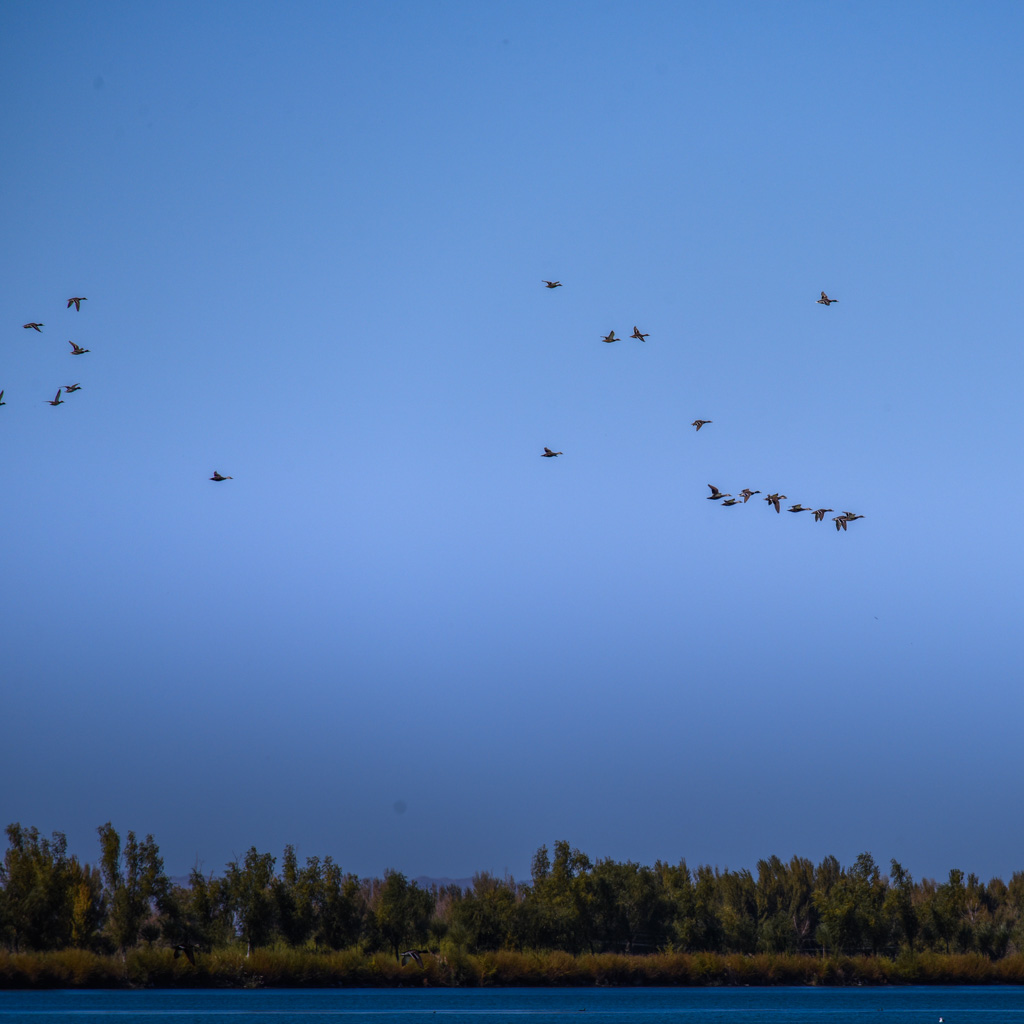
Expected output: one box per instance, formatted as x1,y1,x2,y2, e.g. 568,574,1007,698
630,326,649,341
64,383,82,393
67,297,87,311
817,291,838,305
721,497,742,506
0,391,5,406
541,447,562,457
23,323,44,331
600,330,620,343
707,484,730,500
172,941,201,966
841,511,865,522
739,488,761,503
400,949,425,967
542,280,562,288
691,420,711,431
69,341,90,355
812,508,834,522
764,493,786,513
833,515,849,531
46,389,64,406
210,471,233,481
787,504,812,513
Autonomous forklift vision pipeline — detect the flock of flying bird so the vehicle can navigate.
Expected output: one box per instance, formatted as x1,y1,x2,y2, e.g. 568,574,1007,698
538,285,864,535
14,298,229,483
12,298,90,411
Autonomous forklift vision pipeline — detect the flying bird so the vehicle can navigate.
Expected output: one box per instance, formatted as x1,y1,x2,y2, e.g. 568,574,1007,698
833,515,849,531
707,485,731,500
0,391,5,406
739,489,761,503
721,498,742,506
630,326,649,341
691,420,712,431
841,512,865,522
172,941,201,966
541,447,562,457
600,331,620,343
46,390,64,406
542,280,562,288
817,291,838,305
400,949,425,967
69,341,90,354
210,471,233,481
764,493,786,513
66,297,87,311
64,383,82,393
23,323,44,331
787,504,812,513
812,508,834,522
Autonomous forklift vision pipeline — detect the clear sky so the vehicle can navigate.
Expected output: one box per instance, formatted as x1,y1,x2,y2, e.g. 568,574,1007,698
3,0,1023,887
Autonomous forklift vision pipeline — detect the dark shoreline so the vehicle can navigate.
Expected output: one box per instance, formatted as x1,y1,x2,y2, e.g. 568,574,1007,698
3,949,1024,990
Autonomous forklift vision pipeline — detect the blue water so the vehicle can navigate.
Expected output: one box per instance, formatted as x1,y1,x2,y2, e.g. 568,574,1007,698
0,987,1021,1024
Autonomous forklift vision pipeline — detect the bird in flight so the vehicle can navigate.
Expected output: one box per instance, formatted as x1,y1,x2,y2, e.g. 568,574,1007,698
0,391,5,406
69,341,90,354
691,420,712,431
67,297,87,311
707,484,730,500
721,497,742,506
764,493,786,513
630,326,649,341
542,280,562,288
817,291,838,305
541,447,562,457
64,383,82,393
400,949,425,967
45,390,64,406
210,471,233,481
787,504,812,513
841,511,865,522
739,488,761,503
600,330,620,343
23,323,44,331
812,508,834,522
833,515,849,531
172,941,201,966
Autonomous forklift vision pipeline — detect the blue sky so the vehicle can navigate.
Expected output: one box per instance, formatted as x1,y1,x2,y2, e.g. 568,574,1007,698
3,0,1023,886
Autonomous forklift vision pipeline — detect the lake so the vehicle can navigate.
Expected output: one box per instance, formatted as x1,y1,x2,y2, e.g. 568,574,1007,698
1,986,1022,1024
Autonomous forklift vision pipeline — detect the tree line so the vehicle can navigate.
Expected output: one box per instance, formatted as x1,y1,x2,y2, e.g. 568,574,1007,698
3,824,1023,962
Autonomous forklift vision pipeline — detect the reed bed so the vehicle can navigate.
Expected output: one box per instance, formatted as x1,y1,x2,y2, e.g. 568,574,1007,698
2,948,1024,989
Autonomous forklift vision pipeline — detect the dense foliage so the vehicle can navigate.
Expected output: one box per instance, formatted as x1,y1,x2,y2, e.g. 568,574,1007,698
3,825,1024,984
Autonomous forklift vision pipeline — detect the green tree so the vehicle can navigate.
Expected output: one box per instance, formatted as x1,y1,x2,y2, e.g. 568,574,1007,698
884,859,919,951
225,847,277,955
372,870,433,960
0,824,75,950
97,823,169,957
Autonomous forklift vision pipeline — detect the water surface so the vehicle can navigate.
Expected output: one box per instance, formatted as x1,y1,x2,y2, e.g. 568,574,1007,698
1,986,1021,1024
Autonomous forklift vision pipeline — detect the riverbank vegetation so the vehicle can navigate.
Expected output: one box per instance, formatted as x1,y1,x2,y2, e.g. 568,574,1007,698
3,824,1024,987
